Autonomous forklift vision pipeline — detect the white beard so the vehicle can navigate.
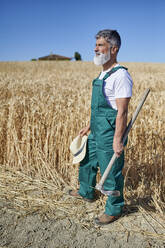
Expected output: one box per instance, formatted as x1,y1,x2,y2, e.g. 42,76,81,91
93,50,110,66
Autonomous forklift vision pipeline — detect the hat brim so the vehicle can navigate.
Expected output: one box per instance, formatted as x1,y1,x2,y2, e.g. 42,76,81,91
72,139,87,164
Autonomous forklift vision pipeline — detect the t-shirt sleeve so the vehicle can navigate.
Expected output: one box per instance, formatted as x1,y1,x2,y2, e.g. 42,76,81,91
114,72,133,99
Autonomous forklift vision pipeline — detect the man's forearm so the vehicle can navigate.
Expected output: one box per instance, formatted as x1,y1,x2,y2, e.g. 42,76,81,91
87,122,90,130
114,111,128,142
113,97,130,157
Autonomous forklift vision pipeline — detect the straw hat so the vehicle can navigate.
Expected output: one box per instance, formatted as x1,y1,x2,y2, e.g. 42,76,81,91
70,135,88,164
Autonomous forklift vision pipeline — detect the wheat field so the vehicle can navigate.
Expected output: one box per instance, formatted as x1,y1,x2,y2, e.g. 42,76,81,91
0,61,164,218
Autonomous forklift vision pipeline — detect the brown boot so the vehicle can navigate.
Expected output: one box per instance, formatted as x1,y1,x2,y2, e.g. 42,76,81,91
68,190,95,202
95,213,121,225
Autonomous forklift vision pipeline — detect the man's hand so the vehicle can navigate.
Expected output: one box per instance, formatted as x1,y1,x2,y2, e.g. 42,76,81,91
79,123,90,137
113,138,124,157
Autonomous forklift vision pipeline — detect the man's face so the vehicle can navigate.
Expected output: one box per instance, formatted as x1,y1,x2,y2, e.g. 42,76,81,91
94,37,110,56
93,37,111,66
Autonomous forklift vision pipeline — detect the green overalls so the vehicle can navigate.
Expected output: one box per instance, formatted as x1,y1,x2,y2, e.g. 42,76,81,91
78,66,127,216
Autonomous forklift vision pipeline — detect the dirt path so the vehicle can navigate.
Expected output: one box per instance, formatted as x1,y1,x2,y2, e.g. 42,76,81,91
0,200,165,248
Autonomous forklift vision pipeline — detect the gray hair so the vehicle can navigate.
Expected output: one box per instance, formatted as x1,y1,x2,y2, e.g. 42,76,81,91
95,29,121,50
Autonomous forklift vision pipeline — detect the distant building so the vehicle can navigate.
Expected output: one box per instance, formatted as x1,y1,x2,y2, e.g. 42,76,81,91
38,54,72,61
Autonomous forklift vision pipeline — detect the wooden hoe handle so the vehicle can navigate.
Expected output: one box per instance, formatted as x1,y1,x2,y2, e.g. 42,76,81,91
95,88,150,193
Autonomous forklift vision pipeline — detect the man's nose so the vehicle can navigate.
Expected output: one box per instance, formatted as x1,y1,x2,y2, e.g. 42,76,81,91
95,46,98,52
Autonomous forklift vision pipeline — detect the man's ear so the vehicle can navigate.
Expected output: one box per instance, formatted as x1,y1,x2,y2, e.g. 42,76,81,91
111,46,118,55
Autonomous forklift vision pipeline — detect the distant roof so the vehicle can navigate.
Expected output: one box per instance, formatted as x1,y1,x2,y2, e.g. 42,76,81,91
38,54,72,60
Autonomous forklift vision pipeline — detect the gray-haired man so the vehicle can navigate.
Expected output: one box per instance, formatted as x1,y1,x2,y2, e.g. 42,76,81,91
69,29,133,225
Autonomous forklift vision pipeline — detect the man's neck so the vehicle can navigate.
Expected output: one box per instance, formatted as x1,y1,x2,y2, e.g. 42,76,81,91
102,59,118,71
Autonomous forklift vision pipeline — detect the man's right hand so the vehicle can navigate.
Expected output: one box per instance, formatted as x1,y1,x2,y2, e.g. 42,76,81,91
79,123,90,137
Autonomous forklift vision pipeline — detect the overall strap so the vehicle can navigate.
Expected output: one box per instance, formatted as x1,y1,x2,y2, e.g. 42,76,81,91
103,66,128,80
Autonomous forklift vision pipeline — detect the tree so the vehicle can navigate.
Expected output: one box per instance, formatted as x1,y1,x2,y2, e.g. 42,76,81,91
74,52,82,61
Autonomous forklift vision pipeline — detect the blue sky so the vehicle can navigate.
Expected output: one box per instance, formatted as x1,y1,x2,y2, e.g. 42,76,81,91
1,0,165,62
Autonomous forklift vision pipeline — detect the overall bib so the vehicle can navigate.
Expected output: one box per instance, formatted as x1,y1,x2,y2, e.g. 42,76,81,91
78,66,127,216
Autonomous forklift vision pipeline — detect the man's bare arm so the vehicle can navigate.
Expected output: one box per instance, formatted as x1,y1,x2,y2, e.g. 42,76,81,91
113,97,131,157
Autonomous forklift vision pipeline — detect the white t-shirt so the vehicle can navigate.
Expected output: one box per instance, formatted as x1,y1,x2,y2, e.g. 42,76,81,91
99,64,133,110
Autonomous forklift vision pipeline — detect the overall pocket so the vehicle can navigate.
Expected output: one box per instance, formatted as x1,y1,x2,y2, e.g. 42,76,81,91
106,117,116,131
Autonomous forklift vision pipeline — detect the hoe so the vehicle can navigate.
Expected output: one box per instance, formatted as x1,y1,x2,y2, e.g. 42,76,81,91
95,88,150,196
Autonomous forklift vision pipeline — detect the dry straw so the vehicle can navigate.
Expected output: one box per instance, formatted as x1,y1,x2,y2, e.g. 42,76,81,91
0,61,164,235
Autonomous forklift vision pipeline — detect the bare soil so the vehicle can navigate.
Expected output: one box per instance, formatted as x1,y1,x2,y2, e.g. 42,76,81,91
0,199,164,248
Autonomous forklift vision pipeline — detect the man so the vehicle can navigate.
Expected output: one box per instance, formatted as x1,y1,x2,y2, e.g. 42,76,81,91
69,29,133,225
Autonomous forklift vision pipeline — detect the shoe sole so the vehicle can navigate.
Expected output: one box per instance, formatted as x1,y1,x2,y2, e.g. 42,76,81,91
68,190,95,202
94,216,120,225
